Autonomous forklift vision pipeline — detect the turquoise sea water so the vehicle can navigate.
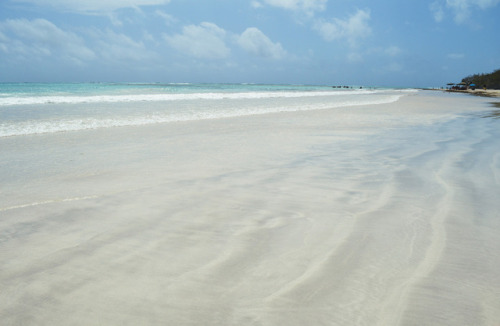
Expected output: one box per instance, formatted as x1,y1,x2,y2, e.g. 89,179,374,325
0,83,414,137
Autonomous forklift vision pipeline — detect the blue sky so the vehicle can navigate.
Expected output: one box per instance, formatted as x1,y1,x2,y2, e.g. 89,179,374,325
0,0,499,87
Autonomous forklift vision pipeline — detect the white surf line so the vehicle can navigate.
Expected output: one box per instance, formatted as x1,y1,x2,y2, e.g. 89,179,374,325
0,195,100,212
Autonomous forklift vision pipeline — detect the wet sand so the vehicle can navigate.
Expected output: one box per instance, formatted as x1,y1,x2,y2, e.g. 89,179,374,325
1,91,500,325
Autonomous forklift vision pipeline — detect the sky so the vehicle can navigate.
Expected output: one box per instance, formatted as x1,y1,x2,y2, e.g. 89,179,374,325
0,0,499,87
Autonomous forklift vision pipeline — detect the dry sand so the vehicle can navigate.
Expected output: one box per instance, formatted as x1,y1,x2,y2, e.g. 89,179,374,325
1,91,500,325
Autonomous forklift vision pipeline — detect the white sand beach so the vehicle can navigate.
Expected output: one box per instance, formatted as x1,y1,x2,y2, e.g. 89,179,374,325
1,91,500,325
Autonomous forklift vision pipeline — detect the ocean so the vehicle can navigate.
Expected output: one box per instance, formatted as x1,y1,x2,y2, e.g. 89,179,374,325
0,83,415,137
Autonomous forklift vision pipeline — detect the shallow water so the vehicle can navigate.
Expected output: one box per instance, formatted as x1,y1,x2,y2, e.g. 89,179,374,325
0,83,413,137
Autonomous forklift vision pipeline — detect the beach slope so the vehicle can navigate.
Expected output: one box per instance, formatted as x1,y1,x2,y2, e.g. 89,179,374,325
1,91,499,325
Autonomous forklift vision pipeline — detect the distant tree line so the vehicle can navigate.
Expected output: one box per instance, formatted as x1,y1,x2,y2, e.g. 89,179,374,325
462,68,500,89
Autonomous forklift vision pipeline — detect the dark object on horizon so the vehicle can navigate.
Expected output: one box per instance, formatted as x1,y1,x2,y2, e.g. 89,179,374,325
458,82,467,90
448,82,468,90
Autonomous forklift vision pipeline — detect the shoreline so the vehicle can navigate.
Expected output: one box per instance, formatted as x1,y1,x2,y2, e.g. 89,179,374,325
447,89,500,98
424,88,500,98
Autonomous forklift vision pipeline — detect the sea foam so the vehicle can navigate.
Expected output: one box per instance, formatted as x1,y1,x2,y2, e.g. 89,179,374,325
0,83,416,137
0,90,377,106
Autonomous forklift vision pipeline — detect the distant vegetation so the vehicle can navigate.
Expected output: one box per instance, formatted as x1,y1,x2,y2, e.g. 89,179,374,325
462,68,500,89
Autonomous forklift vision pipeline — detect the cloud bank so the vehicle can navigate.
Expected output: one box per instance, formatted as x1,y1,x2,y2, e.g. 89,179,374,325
164,22,230,59
237,28,286,59
431,0,500,23
254,0,327,17
10,0,171,13
0,18,94,63
313,9,371,46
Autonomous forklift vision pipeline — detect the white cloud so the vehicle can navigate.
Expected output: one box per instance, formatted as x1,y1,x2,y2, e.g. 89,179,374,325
91,29,155,62
108,13,124,27
251,1,264,9
237,27,286,59
164,22,230,59
259,0,327,17
313,9,371,46
448,53,465,59
430,1,445,22
10,0,171,13
155,10,176,25
447,0,471,22
0,18,95,63
0,18,160,66
432,0,500,23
